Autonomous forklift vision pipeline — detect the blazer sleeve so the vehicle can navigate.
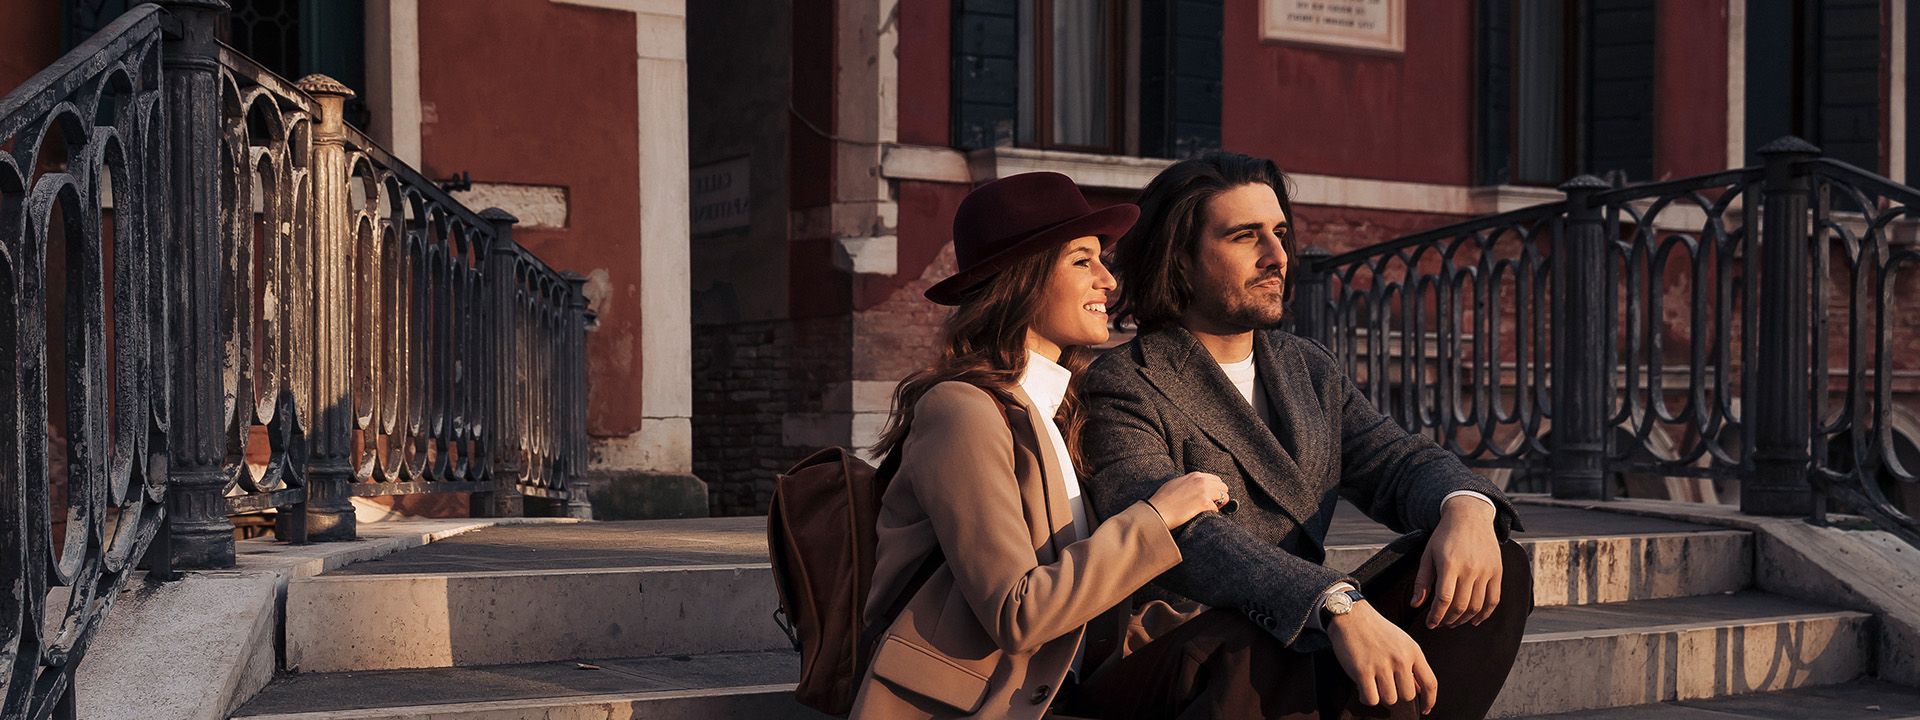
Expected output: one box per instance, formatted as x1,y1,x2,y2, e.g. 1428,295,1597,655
1079,369,1352,650
899,382,1183,656
1302,340,1524,537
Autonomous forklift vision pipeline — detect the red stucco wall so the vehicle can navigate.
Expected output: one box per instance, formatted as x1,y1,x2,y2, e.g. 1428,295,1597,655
897,0,951,147
0,0,61,96
1220,0,1476,185
1654,1,1731,178
417,0,643,440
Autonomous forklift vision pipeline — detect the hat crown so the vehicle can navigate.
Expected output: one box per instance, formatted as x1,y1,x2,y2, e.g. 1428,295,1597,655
952,172,1095,268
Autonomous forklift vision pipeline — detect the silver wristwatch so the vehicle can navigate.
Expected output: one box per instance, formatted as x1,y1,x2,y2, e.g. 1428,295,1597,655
1321,586,1365,625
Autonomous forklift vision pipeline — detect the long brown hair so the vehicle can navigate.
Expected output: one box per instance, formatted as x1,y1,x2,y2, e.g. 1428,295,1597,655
1111,151,1299,333
873,242,1097,463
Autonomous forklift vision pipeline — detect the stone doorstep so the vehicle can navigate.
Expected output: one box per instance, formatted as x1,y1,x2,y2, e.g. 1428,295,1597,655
74,517,585,720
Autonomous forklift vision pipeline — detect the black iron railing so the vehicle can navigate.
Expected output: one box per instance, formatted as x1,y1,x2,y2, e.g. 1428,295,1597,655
1293,138,1919,547
0,1,593,712
0,7,169,717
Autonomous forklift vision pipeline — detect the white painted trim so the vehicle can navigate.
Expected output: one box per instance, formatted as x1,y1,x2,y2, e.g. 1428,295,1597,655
877,144,1724,232
887,144,1550,216
364,0,422,167
1892,0,1908,182
1727,0,1746,170
880,144,972,183
550,0,692,472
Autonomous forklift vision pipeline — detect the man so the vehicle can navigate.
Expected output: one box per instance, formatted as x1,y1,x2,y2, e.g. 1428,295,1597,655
1074,151,1531,720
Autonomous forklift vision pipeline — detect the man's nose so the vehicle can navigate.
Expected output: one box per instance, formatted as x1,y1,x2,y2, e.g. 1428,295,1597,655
1259,234,1288,269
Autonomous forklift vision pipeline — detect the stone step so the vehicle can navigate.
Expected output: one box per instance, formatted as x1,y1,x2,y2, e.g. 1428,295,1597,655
1327,528,1753,609
1491,592,1874,717
284,563,790,673
283,532,1748,674
246,593,1866,719
232,650,825,720
1507,679,1920,719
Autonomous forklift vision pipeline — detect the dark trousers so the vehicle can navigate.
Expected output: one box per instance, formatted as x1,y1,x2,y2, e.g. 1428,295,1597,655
1060,537,1532,720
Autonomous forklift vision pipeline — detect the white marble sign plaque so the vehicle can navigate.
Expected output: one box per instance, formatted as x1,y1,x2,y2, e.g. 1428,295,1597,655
1261,0,1404,54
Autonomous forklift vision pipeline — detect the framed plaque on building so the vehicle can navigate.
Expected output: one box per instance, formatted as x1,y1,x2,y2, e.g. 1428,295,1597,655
1261,0,1405,55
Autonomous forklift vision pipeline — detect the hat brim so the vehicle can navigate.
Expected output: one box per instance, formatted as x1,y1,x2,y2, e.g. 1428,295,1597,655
924,203,1140,306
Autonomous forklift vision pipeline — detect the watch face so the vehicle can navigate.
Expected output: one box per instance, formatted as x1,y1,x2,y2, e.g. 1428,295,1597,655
1328,594,1353,614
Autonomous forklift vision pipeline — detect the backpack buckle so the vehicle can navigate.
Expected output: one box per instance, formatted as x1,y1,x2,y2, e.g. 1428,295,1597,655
773,607,801,651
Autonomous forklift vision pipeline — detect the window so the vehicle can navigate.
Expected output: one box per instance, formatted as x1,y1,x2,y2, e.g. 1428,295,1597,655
1017,0,1125,152
952,0,1220,157
1747,0,1880,172
1477,0,1656,186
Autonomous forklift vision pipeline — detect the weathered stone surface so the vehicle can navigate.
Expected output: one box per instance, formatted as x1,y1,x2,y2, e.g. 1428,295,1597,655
234,649,822,718
587,470,711,519
77,573,279,720
79,518,582,719
1327,530,1752,607
1490,593,1871,717
285,564,790,672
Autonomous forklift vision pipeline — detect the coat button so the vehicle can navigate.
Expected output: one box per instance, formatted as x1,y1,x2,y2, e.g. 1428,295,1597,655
1030,685,1051,704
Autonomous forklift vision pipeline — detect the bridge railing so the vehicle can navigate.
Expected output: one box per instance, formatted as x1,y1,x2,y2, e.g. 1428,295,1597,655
0,6,170,716
0,1,596,712
1293,138,1919,547
154,1,593,569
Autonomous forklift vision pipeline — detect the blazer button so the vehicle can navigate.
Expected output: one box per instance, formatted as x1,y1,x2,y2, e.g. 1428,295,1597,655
1030,685,1051,704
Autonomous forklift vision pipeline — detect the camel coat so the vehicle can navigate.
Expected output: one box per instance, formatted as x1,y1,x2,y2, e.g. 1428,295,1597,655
850,381,1183,720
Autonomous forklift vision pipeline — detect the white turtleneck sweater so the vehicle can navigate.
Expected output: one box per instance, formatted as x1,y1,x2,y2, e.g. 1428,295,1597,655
1019,350,1091,543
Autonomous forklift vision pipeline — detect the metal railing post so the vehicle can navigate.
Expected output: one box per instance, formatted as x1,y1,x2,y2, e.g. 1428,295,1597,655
159,0,235,569
1747,136,1821,516
299,74,359,540
473,208,526,517
1290,246,1333,348
1551,175,1611,500
562,272,595,520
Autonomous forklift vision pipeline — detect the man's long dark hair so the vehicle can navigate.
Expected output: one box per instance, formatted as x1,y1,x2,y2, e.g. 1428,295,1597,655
1112,151,1300,333
872,242,1096,463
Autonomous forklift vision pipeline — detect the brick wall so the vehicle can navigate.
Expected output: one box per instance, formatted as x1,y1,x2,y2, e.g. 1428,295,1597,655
693,314,852,516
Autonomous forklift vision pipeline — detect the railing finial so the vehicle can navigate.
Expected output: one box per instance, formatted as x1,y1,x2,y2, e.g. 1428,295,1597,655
1556,174,1610,193
1757,135,1821,156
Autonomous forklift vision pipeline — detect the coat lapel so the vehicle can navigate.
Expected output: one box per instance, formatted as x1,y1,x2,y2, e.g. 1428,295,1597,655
1134,328,1317,529
1008,386,1073,560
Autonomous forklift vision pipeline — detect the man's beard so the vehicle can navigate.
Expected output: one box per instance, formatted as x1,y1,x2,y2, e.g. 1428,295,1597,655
1196,275,1286,331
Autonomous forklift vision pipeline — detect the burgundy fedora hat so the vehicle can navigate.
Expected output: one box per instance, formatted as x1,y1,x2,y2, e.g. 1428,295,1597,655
926,172,1139,306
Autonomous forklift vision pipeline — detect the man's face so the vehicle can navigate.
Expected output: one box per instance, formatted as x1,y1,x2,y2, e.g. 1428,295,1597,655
1185,183,1291,332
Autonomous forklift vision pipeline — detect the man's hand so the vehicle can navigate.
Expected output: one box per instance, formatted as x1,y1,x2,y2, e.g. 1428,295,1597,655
1412,496,1503,628
1328,602,1438,713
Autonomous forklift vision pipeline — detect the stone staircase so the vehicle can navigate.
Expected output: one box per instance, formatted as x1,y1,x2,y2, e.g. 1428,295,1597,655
228,504,1917,719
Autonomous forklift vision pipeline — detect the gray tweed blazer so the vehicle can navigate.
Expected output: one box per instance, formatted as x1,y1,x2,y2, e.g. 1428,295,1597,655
1078,326,1521,651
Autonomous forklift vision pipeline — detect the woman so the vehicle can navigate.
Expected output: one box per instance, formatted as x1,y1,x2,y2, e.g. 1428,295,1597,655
850,172,1230,720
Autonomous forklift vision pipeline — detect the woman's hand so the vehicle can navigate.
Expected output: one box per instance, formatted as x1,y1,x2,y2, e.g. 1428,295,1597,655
1147,472,1232,529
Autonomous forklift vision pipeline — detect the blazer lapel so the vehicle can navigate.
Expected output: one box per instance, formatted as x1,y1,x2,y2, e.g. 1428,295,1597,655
1255,331,1321,479
1135,328,1316,529
1008,386,1073,560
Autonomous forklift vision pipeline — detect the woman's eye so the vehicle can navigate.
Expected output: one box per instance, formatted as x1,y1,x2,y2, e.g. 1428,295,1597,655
1075,258,1092,267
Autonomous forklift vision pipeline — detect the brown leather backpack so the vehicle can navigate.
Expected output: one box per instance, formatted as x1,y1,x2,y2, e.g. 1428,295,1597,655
768,446,938,716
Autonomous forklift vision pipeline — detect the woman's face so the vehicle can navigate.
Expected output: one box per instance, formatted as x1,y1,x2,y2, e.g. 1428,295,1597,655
1026,235,1117,361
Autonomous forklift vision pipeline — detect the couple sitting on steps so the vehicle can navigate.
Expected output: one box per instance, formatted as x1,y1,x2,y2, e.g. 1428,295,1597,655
851,152,1532,720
